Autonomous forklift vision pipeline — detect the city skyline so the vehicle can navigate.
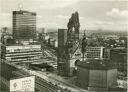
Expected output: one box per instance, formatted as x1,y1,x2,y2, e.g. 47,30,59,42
0,1,127,91
0,0,127,31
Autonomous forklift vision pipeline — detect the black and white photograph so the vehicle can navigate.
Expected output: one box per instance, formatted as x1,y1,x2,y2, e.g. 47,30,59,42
0,0,127,92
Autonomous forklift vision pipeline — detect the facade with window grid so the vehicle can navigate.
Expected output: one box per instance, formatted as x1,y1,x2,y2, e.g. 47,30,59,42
86,47,105,59
13,10,36,40
1,45,42,63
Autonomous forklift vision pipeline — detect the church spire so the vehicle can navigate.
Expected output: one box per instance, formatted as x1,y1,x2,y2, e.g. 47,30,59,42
84,30,86,36
82,29,87,61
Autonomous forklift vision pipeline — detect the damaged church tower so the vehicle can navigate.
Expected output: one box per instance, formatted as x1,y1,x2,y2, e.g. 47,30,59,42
58,12,81,76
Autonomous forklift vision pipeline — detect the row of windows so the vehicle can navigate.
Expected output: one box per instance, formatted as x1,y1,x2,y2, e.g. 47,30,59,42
13,28,36,30
13,18,36,20
6,49,41,53
14,22,36,24
87,53,101,55
13,24,36,26
14,23,36,25
87,53,101,58
14,15,36,17
5,52,42,57
13,21,36,24
87,49,102,51
14,19,36,21
87,55,101,57
87,52,101,54
87,56,102,58
86,51,102,53
6,54,42,59
87,48,102,49
13,17,36,19
5,55,42,60
87,48,103,50
87,53,101,56
10,58,40,62
13,19,36,21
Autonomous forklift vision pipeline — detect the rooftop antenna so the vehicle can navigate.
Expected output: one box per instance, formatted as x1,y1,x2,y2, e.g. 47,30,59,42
19,4,23,11
84,29,86,36
19,0,23,11
82,29,87,61
83,29,86,39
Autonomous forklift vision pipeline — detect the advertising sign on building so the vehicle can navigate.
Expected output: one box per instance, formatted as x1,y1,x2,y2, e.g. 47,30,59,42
10,76,35,91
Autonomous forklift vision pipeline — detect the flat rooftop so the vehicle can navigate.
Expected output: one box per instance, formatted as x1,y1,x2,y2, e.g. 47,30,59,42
1,62,30,81
76,59,117,70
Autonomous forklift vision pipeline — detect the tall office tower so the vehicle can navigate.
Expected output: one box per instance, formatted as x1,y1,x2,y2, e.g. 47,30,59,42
13,10,36,41
57,29,68,76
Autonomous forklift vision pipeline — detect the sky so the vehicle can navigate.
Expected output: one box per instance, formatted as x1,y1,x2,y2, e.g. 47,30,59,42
0,0,128,31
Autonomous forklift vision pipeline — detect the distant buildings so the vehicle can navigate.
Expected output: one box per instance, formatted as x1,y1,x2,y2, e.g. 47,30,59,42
44,34,50,41
40,28,47,34
0,27,13,45
103,34,118,40
38,30,58,48
86,47,104,59
38,28,48,41
48,38,58,47
110,48,127,72
1,44,42,63
13,10,36,41
86,47,109,59
76,59,117,91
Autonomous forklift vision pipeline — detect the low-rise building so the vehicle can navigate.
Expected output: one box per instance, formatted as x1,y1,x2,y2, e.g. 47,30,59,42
1,44,42,63
1,61,35,92
110,48,127,72
86,47,109,59
76,59,117,91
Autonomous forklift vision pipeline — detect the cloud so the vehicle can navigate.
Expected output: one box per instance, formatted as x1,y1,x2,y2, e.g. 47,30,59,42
0,13,12,27
0,13,11,17
37,15,42,18
92,21,115,25
106,8,128,19
80,18,127,30
56,15,84,20
56,15,69,19
38,0,79,8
